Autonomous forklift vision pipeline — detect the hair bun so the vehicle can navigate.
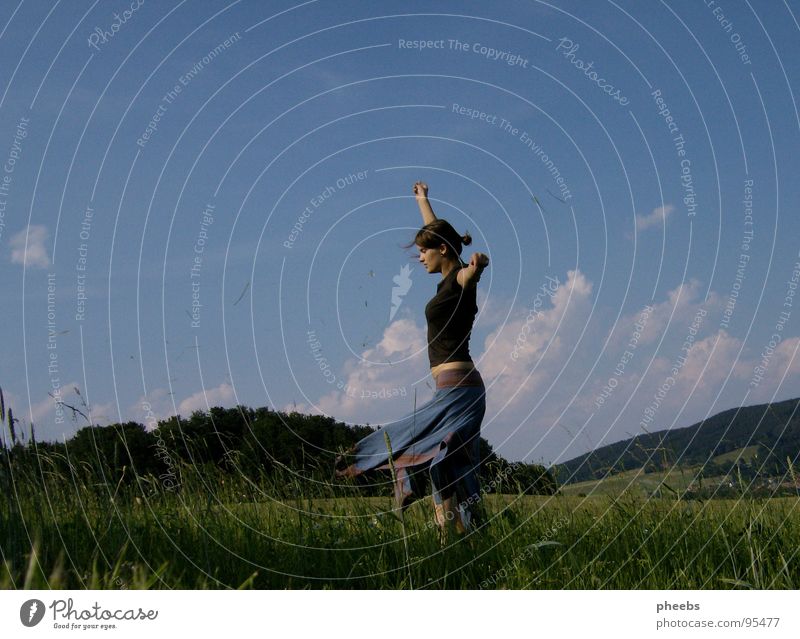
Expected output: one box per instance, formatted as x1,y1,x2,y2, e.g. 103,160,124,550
461,232,472,246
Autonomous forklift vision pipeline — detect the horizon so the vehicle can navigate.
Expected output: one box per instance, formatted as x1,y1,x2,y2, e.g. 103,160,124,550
7,386,795,471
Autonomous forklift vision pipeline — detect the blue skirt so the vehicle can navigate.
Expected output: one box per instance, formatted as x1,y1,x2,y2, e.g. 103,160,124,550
336,369,486,515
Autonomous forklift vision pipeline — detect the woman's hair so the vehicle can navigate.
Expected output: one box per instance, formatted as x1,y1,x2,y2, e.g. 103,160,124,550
404,219,472,258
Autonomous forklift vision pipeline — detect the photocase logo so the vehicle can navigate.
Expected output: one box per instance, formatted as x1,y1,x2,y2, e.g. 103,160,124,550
389,264,413,321
20,599,45,627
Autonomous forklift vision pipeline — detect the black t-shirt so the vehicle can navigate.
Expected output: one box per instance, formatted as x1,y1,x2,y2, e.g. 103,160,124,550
425,264,478,367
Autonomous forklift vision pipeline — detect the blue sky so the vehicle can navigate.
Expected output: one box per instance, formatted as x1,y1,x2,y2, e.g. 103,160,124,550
1,0,799,465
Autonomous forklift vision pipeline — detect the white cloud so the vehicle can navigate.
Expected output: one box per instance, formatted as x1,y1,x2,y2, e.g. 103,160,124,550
130,387,174,427
0,388,50,442
736,335,800,403
178,381,235,416
0,382,105,442
473,288,509,329
88,401,117,426
610,278,720,349
30,390,61,425
9,225,50,268
373,317,426,357
130,382,237,426
476,269,593,411
636,204,674,231
673,329,744,392
314,317,429,424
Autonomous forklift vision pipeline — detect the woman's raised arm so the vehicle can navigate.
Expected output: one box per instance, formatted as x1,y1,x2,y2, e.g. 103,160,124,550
413,181,437,226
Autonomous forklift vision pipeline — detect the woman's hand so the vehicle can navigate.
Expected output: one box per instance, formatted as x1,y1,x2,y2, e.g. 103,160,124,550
469,252,489,271
414,181,436,225
458,252,489,288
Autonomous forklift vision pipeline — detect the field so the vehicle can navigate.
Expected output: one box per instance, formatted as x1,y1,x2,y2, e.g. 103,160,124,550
3,460,800,589
559,465,703,498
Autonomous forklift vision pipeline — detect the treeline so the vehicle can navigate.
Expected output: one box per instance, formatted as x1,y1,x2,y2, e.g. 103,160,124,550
0,388,556,498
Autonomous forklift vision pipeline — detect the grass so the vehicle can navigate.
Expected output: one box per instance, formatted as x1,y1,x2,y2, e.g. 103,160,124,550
558,465,703,497
712,445,761,465
2,451,799,589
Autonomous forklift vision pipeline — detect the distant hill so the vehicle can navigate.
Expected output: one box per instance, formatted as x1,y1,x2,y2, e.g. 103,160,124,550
555,397,800,485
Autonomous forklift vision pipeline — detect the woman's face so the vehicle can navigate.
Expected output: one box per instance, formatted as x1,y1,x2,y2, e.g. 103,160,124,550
417,243,446,273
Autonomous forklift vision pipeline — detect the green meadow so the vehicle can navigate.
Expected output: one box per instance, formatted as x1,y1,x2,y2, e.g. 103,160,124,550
3,456,799,589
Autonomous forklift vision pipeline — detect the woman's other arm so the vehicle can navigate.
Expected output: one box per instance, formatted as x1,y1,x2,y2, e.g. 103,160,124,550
457,252,489,289
414,181,437,225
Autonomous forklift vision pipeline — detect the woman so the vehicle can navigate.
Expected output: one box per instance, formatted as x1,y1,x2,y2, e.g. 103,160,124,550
336,181,489,540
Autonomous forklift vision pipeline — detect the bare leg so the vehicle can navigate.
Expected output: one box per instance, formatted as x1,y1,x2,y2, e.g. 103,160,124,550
432,495,448,545
432,495,468,544
453,498,470,534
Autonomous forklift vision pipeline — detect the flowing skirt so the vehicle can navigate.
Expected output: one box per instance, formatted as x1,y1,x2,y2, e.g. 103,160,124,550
336,369,486,519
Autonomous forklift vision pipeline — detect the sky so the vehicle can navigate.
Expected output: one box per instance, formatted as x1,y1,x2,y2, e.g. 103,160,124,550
1,0,799,465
